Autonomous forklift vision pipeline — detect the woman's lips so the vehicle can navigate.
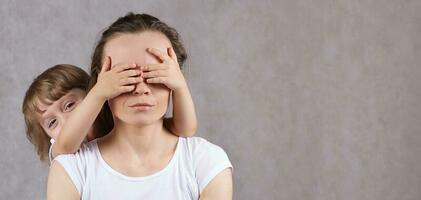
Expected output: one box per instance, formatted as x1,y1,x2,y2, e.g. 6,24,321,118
129,103,154,111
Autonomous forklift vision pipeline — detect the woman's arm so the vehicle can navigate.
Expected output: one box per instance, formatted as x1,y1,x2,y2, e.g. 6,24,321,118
47,161,79,200
52,58,142,158
144,47,197,137
199,168,233,200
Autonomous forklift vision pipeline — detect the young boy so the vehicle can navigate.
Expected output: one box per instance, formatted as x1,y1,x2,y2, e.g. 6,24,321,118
22,53,197,162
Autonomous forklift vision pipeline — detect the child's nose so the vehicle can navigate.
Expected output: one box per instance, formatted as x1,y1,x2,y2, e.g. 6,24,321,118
60,112,70,124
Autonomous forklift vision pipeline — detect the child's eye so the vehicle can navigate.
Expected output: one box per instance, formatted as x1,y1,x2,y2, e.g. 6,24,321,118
48,119,57,129
64,101,76,111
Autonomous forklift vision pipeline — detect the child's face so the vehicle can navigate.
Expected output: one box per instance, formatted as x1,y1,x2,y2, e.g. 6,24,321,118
37,89,86,140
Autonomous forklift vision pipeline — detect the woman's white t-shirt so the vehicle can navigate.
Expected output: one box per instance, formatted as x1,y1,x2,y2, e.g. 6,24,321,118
48,138,88,164
53,137,232,200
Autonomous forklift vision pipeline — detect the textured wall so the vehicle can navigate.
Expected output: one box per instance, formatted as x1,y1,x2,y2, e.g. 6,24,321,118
1,0,420,199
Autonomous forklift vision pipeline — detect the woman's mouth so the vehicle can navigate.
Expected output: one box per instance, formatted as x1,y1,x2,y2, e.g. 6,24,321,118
129,103,154,111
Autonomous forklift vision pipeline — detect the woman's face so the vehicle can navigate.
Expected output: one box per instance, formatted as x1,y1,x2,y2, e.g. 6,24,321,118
104,31,172,126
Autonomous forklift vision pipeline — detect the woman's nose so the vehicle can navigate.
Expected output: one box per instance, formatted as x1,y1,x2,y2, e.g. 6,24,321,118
132,81,151,95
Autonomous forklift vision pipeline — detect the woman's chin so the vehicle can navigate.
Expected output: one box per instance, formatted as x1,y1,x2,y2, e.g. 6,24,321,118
118,115,164,127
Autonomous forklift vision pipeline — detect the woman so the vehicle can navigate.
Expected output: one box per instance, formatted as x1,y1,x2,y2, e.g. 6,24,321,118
47,13,233,200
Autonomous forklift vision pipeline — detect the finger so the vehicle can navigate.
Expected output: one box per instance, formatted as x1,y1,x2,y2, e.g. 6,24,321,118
142,70,168,78
119,69,142,77
120,77,143,85
112,63,138,73
142,64,169,72
168,47,179,64
147,48,171,63
146,77,167,84
101,56,111,73
120,85,136,93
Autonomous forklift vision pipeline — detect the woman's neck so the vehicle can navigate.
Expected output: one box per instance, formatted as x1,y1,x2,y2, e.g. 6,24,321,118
100,118,178,159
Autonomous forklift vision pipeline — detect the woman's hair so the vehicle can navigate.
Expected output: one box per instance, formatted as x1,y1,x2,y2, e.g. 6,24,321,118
88,12,188,138
22,64,90,160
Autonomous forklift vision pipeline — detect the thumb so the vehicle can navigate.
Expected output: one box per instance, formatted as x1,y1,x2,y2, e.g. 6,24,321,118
167,47,178,64
101,56,111,73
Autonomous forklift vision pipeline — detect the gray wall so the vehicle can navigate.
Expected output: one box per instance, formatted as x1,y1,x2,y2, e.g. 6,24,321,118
1,0,420,199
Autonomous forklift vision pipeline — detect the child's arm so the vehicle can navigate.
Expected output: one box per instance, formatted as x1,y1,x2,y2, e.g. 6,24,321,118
164,84,197,137
144,47,197,137
52,58,142,158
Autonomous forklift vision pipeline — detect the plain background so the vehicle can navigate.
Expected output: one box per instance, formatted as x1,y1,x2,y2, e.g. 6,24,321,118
1,0,421,199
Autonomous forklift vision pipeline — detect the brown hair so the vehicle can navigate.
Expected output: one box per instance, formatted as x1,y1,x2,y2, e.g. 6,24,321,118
22,64,90,160
88,12,188,138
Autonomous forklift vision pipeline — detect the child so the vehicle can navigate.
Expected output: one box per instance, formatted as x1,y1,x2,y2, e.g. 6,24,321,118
22,50,197,162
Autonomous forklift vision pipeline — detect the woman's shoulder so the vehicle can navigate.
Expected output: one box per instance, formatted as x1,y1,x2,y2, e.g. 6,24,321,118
178,137,233,193
53,139,99,167
179,137,223,153
178,137,231,165
51,139,99,196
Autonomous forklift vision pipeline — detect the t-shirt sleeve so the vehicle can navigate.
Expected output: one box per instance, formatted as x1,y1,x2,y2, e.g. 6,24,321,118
52,143,91,195
191,138,233,194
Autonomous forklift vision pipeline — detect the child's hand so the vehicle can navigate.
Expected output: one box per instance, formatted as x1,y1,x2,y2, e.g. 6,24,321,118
142,47,187,91
93,56,143,100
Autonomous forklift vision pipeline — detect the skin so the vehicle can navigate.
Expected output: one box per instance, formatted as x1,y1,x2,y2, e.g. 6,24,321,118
50,61,143,158
42,32,197,158
38,89,87,141
47,31,232,199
